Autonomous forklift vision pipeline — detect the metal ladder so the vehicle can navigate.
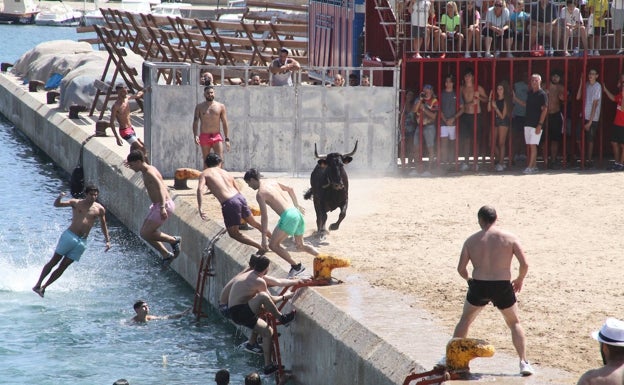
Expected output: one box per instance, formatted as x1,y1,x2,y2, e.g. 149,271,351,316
192,228,227,319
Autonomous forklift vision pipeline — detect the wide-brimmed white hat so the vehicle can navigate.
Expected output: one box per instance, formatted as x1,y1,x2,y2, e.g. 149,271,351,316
592,318,624,347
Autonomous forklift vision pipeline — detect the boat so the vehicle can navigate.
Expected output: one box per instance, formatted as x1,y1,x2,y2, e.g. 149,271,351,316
0,0,40,24
35,3,83,26
82,0,158,26
151,2,192,17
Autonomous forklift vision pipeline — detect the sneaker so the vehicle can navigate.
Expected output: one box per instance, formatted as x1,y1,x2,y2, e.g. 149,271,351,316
520,360,535,376
594,50,600,56
522,167,533,174
287,263,306,278
506,52,514,58
617,49,624,55
242,342,263,355
263,363,282,375
476,52,483,58
495,163,504,172
485,52,494,58
171,236,181,259
563,51,571,57
412,53,422,59
420,170,432,177
464,51,471,58
439,53,446,59
279,310,296,326
459,162,469,171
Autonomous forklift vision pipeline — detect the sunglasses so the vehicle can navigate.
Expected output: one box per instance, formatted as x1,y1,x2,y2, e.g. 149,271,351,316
495,3,503,7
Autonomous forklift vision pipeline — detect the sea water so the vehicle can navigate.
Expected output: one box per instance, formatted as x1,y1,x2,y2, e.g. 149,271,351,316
0,27,260,385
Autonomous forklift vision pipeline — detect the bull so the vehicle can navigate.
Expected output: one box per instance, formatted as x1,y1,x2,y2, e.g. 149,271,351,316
303,140,358,238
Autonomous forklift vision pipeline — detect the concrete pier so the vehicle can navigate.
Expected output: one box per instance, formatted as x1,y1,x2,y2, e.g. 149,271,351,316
0,71,574,385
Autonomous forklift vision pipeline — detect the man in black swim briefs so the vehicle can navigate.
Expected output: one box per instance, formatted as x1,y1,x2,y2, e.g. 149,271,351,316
227,255,296,376
449,205,535,376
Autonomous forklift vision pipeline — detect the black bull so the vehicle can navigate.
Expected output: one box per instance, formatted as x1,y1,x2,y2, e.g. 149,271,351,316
303,141,358,235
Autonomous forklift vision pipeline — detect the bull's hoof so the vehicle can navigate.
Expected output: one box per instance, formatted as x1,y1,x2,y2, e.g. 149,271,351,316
317,230,328,241
303,188,312,200
329,224,340,231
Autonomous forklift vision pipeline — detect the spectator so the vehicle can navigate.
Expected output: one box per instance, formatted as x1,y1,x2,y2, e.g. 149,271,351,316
512,72,528,165
510,0,529,50
332,73,345,87
440,1,464,54
488,80,512,170
482,0,513,57
462,0,483,57
192,86,230,167
270,49,300,86
400,90,418,167
215,369,230,385
577,318,624,385
248,73,263,86
602,73,624,170
361,74,371,86
200,70,213,86
407,0,431,58
576,68,602,167
612,0,624,54
412,84,439,173
523,74,548,174
459,67,488,171
546,69,566,168
529,0,560,52
586,0,608,55
559,0,588,56
110,85,147,160
427,3,442,56
439,74,460,165
348,73,360,86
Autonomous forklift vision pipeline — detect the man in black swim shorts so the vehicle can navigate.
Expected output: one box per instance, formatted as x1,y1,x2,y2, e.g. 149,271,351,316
450,205,535,376
227,255,296,376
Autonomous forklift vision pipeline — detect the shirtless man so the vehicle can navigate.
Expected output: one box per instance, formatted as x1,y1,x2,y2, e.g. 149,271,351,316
219,253,308,354
131,300,191,322
244,168,317,278
451,205,534,376
110,85,147,159
459,68,487,171
33,185,111,297
193,86,230,167
546,70,565,168
196,153,269,252
125,150,181,265
577,318,624,385
228,254,296,375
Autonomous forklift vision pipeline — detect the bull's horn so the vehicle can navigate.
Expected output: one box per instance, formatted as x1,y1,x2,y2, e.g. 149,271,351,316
343,140,358,157
314,143,327,159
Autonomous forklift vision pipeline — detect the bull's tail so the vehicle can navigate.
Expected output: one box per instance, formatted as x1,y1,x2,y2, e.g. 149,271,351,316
303,188,313,200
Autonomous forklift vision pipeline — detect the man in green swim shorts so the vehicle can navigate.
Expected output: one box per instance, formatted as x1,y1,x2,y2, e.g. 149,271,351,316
244,169,318,278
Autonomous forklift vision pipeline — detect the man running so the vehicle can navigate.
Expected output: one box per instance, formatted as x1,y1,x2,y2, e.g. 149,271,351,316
33,185,111,297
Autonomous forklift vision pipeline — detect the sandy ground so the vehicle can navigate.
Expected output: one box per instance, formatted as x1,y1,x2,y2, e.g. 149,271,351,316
193,166,624,379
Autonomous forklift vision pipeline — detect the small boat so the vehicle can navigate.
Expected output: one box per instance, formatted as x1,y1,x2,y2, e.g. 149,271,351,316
82,0,156,26
35,3,83,26
0,0,40,24
152,2,192,17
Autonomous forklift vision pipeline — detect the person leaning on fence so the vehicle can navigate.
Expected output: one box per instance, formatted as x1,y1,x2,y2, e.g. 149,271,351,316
270,49,300,86
440,1,464,54
412,84,439,172
462,0,483,57
529,0,560,51
439,75,461,165
488,80,512,171
576,68,602,168
558,0,588,56
401,90,418,166
523,74,548,174
602,73,624,171
482,0,513,57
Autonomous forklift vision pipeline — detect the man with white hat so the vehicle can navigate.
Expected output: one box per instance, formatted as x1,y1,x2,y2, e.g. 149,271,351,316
577,318,624,385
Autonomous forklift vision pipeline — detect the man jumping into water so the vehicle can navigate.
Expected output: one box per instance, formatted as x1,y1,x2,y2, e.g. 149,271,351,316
33,185,111,297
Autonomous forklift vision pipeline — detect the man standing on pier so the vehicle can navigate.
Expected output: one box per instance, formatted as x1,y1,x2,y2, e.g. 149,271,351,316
193,86,230,167
110,84,147,160
33,185,111,297
126,150,181,266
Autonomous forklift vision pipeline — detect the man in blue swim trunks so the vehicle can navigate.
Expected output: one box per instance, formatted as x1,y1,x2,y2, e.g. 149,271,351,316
197,153,269,252
244,168,318,278
450,205,534,376
33,185,111,297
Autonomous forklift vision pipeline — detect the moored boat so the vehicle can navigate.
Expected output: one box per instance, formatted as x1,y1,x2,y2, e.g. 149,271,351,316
35,3,83,26
0,0,40,24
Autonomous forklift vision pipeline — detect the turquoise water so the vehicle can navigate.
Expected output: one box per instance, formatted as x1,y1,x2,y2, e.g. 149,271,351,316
0,28,261,385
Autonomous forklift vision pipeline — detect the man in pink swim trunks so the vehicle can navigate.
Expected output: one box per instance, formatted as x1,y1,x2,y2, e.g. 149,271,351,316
111,84,147,159
193,85,230,167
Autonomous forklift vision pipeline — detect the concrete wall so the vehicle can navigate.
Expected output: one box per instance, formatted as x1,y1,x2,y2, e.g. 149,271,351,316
0,72,413,385
144,63,399,178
